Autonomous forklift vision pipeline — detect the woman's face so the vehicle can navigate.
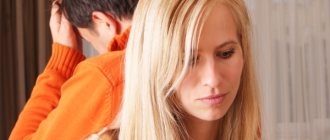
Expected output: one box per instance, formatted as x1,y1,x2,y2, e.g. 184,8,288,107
177,3,243,121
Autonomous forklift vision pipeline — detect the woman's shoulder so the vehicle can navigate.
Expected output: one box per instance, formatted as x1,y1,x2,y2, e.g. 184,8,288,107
85,127,119,140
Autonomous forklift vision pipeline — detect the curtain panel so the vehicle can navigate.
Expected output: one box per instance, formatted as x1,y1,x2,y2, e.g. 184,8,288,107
246,0,330,139
0,0,51,139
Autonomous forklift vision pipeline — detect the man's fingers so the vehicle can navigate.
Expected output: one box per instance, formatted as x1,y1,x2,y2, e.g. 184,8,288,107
50,1,60,16
49,1,62,41
60,13,71,25
50,1,61,26
59,13,73,33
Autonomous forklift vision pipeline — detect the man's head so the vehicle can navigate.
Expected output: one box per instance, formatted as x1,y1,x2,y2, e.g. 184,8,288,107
61,0,138,53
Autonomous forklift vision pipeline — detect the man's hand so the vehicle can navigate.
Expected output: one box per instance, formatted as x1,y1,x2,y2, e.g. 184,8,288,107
49,0,82,51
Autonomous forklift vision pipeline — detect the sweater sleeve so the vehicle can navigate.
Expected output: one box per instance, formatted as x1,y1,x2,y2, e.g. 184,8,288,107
9,43,85,140
14,59,122,140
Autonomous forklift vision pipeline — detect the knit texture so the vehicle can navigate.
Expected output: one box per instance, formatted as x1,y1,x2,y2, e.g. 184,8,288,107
9,28,130,140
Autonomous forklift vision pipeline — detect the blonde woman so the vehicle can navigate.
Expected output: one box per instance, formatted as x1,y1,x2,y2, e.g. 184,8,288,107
89,0,260,139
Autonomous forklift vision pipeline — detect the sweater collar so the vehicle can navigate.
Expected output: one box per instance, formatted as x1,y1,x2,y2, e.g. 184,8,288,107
107,27,131,51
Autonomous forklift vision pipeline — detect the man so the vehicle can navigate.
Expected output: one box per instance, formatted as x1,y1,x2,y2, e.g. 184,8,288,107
54,0,134,54
9,0,137,139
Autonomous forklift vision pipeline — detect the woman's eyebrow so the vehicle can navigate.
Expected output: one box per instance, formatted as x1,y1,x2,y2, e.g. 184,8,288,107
217,40,239,49
192,40,239,53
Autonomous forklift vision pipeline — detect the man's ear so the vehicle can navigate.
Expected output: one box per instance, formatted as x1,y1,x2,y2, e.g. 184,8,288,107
91,11,120,35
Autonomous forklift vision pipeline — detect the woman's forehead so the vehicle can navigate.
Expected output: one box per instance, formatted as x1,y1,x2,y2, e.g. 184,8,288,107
196,3,239,51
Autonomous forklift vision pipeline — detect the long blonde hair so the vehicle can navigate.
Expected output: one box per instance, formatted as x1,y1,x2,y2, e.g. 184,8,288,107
116,0,260,139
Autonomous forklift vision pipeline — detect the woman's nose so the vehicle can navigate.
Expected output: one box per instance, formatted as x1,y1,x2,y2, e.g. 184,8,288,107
201,61,222,88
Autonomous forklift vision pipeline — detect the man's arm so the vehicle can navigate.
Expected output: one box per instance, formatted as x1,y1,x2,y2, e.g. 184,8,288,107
11,52,124,139
9,2,84,139
34,60,122,139
9,44,85,140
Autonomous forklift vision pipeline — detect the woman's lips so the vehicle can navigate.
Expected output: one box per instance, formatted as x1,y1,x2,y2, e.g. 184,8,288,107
197,94,227,106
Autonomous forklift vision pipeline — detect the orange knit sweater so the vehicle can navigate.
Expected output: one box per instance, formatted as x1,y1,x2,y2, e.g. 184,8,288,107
9,29,130,140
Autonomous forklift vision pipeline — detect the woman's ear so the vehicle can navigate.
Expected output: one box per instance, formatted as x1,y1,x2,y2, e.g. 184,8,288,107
91,11,120,35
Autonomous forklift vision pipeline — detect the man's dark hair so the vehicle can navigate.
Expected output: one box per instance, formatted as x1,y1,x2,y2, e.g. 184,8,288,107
61,0,138,28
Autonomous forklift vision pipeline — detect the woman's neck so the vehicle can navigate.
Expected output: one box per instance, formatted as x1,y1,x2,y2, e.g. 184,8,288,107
184,116,219,140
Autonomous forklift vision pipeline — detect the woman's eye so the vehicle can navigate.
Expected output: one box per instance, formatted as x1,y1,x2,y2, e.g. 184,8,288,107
217,49,234,59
